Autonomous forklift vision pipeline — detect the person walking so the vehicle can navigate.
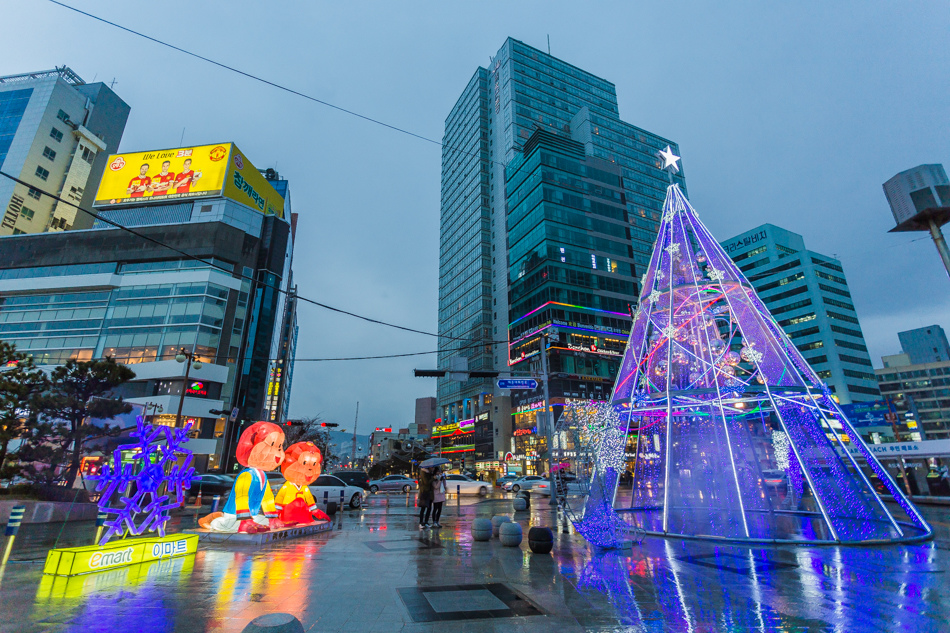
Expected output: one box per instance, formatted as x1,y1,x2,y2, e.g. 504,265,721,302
417,467,434,529
431,469,447,528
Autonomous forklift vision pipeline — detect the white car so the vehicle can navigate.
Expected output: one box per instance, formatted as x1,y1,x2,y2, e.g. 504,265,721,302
504,475,546,492
308,474,366,510
442,474,491,496
533,480,587,497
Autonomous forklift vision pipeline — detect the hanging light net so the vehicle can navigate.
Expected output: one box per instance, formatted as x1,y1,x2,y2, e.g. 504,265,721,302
570,183,931,546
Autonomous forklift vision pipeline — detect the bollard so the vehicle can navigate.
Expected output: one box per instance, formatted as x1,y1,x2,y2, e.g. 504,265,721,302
323,490,329,511
2,505,26,567
240,612,304,633
93,510,108,545
457,485,461,515
339,490,345,511
211,494,221,514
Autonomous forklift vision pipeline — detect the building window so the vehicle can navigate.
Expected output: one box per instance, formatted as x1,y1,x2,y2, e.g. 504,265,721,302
81,147,95,164
42,146,56,161
12,228,24,235
27,187,42,200
56,109,70,123
35,166,49,181
50,127,64,142
20,206,34,221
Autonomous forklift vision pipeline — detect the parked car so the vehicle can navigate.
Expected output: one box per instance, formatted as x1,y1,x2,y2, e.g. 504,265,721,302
495,474,519,488
442,474,490,496
761,469,788,489
533,477,586,497
188,474,236,502
368,474,418,493
504,475,546,492
333,470,371,491
309,474,365,510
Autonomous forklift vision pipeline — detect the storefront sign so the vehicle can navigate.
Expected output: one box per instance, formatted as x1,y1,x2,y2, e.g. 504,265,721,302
186,381,207,396
513,426,538,437
846,439,950,459
43,534,197,577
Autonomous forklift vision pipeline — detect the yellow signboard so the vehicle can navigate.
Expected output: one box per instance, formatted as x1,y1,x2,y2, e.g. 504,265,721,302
94,144,231,206
94,143,284,218
43,533,197,577
223,144,284,218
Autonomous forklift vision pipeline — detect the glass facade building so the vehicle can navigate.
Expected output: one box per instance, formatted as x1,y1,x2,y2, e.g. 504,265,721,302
721,223,880,404
898,325,950,365
876,360,950,439
438,38,684,474
0,68,129,234
0,177,297,471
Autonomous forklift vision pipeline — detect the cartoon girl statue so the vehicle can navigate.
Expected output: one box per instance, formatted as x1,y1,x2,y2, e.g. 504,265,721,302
274,442,331,525
198,421,286,533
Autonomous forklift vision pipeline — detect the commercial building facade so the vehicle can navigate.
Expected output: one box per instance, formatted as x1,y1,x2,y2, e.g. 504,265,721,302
0,67,129,234
720,223,880,404
876,359,950,440
898,325,950,365
438,38,684,476
0,144,297,471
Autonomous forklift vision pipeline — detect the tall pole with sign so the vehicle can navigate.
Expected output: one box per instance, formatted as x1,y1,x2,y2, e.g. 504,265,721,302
540,333,557,505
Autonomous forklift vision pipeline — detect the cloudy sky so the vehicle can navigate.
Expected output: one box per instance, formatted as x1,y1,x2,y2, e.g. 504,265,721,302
3,1,947,429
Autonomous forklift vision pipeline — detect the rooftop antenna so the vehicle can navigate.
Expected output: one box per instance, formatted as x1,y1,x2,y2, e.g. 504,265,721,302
109,78,117,89
547,35,551,55
180,127,186,146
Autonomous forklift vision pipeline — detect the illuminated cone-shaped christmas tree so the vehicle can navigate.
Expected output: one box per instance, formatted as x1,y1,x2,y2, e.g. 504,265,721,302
577,153,931,545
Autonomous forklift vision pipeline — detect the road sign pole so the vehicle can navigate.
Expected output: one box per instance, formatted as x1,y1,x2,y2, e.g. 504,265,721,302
540,334,558,506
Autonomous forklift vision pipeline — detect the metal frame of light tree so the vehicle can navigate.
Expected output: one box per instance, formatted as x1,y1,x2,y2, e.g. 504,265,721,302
574,182,932,547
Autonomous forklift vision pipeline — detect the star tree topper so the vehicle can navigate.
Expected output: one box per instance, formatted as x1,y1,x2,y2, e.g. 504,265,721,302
657,145,680,174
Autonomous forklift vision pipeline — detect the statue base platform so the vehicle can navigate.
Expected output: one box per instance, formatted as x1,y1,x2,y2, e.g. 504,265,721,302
184,521,332,545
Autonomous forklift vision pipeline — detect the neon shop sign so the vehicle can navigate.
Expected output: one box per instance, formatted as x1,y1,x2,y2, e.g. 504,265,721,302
187,381,207,396
513,426,538,437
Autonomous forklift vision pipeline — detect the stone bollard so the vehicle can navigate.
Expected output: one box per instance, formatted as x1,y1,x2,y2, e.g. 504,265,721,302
471,518,493,541
499,521,523,547
513,496,528,512
241,613,304,633
491,515,511,537
527,527,554,554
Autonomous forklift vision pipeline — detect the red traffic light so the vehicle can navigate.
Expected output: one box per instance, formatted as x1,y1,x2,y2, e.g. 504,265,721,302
320,422,327,427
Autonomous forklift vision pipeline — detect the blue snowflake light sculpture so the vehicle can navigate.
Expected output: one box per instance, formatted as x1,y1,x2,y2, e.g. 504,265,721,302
92,417,196,545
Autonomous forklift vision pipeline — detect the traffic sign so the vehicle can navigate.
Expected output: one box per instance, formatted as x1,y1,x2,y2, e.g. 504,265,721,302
497,378,538,390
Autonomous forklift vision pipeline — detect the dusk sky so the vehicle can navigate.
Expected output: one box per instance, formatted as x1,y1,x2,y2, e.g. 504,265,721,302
3,2,947,430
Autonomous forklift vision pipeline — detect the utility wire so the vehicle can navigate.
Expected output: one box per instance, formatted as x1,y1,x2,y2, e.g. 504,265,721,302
0,170,509,347
45,0,499,168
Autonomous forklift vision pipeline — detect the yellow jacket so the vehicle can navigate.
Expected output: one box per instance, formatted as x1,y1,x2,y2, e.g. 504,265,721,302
274,482,317,513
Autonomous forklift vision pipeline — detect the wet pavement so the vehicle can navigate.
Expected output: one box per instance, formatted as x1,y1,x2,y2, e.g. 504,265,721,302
1,492,949,632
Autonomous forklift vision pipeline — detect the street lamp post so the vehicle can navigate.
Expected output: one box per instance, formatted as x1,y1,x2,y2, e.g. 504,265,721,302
174,348,202,428
143,401,163,424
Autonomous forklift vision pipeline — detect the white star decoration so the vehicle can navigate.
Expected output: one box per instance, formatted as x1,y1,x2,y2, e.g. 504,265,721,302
655,269,665,280
707,268,725,281
665,242,680,257
658,146,680,173
661,324,677,340
746,349,764,363
663,208,676,223
648,289,662,304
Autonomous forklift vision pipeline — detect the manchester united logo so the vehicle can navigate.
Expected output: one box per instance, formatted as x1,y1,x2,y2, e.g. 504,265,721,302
209,146,227,162
109,156,126,171
233,153,244,170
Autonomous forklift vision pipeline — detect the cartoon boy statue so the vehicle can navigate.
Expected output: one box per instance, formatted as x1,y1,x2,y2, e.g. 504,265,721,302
198,421,286,533
275,442,331,525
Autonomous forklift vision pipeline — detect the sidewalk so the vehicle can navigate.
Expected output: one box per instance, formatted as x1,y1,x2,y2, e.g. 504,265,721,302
0,493,948,632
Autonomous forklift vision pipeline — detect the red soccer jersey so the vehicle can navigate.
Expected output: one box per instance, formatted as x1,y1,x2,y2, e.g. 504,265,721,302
128,176,151,197
151,172,175,196
175,170,195,194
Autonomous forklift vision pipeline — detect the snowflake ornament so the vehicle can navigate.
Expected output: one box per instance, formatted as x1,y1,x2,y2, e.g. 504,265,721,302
640,273,648,288
665,242,680,257
707,268,725,281
655,269,665,280
663,208,676,223
92,417,196,545
661,324,678,340
648,289,662,304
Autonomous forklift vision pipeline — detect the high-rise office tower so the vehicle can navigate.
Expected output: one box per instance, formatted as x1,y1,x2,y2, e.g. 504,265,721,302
898,325,950,365
0,67,129,234
438,38,684,475
720,223,879,404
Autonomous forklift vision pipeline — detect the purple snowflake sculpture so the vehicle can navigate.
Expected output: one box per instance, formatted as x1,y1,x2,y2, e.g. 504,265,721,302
574,177,932,545
92,417,196,545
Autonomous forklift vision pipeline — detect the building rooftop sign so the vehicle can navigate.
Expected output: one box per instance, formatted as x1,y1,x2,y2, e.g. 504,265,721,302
94,143,284,217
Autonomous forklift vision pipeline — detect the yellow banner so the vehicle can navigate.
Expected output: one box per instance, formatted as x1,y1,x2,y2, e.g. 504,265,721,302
223,144,284,218
94,144,232,206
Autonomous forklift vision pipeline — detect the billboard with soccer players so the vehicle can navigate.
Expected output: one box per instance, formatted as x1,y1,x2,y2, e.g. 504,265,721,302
93,143,284,218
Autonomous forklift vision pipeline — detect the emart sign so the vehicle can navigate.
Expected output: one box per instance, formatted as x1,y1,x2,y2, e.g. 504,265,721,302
44,534,197,577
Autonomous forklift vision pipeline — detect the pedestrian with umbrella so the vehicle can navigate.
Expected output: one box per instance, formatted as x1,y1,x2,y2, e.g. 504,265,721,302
419,457,450,529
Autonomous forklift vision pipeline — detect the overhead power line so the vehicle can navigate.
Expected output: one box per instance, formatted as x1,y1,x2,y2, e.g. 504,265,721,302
0,170,509,348
45,0,498,168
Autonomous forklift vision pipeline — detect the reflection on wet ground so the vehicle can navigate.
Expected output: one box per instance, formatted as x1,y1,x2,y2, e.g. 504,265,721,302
1,493,948,631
